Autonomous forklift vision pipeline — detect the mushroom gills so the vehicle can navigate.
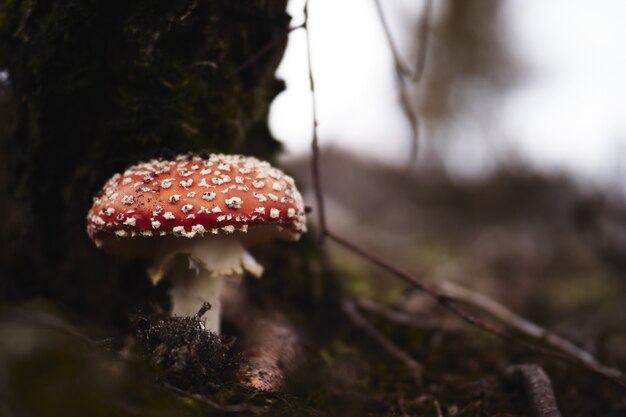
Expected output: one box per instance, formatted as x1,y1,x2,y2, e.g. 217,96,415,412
148,235,264,333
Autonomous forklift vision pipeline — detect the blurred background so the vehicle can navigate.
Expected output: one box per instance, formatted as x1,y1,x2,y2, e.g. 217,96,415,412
273,0,626,191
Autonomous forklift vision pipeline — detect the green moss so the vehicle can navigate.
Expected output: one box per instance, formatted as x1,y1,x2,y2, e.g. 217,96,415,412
0,0,289,323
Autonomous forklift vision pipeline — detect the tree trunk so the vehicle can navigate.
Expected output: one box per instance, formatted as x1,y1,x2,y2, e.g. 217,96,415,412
0,0,290,327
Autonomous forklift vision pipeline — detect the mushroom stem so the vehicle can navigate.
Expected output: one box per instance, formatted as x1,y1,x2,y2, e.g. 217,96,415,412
149,235,264,334
168,266,227,333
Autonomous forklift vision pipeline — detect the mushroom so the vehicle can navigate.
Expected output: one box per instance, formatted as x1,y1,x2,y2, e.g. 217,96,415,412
86,154,306,333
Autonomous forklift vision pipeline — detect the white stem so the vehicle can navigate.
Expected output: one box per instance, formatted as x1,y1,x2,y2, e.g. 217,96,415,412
169,267,226,333
148,235,265,334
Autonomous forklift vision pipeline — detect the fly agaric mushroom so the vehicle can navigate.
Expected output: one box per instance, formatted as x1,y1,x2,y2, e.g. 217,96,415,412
87,154,306,333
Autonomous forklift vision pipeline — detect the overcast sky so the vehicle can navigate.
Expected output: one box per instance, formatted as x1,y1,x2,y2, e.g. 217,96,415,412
270,0,626,192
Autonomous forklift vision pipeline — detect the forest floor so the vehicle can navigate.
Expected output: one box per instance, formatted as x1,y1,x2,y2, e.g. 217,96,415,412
2,149,626,416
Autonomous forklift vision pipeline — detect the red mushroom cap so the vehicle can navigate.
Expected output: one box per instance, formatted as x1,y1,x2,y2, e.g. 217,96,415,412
87,154,306,244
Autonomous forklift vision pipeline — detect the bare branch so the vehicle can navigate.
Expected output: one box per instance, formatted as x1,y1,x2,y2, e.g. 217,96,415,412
355,296,460,332
506,364,563,417
342,297,423,384
373,0,433,168
326,229,626,389
304,0,327,243
435,280,622,378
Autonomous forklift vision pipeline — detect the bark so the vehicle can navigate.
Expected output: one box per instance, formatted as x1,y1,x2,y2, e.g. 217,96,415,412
0,0,289,327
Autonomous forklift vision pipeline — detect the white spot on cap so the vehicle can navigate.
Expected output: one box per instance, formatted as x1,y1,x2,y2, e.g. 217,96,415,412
239,225,248,232
221,175,232,183
267,193,279,202
287,208,296,218
272,182,283,192
161,179,174,189
168,194,181,203
235,176,244,184
253,192,267,202
191,225,205,234
123,217,137,226
163,212,175,220
222,225,235,234
217,215,226,222
199,178,210,188
180,179,193,188
152,220,161,229
225,197,243,209
101,207,115,216
141,230,153,237
182,204,193,213
198,206,209,214
94,216,105,226
187,191,196,198
201,168,212,175
211,206,222,213
217,163,231,171
211,177,223,185
270,208,280,219
202,191,216,201
115,230,128,237
173,226,185,236
122,177,132,185
253,180,264,189
122,195,134,205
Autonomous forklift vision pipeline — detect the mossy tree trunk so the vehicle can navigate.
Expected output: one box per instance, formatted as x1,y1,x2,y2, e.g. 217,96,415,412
0,0,290,327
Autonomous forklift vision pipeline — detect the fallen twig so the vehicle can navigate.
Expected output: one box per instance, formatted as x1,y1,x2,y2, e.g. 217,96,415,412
506,364,562,417
236,312,303,392
435,280,622,379
326,230,626,390
341,297,423,384
164,382,253,413
355,296,460,332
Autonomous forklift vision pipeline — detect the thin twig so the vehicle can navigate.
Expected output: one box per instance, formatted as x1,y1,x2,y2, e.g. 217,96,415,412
229,24,305,78
435,280,622,379
433,399,444,417
373,0,432,168
342,297,423,384
506,364,562,417
304,0,327,243
163,383,253,413
355,296,460,332
326,229,626,390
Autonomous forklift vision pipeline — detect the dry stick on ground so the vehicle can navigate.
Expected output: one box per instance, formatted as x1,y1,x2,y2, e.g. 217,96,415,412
355,296,461,332
164,383,252,413
236,312,304,392
506,364,563,417
342,298,424,384
435,280,623,379
327,230,626,390
373,0,432,168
